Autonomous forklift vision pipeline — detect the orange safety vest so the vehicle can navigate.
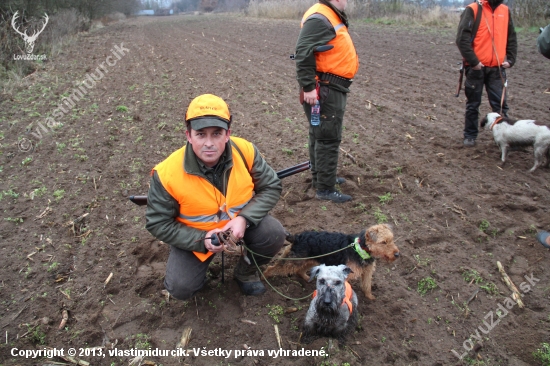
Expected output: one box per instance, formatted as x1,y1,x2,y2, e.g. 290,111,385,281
153,137,255,261
301,3,359,80
469,1,509,67
312,281,354,314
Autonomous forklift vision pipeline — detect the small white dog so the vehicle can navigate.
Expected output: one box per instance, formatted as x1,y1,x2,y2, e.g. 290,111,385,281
480,112,550,173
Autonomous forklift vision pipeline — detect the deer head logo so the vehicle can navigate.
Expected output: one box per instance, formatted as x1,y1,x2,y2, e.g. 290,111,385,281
11,11,49,54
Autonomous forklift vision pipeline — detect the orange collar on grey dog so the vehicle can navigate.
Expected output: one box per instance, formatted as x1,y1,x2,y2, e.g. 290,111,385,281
312,281,354,314
490,116,504,130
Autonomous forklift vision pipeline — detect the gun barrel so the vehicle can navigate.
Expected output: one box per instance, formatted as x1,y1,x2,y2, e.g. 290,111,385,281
129,195,148,206
276,161,311,179
129,161,311,206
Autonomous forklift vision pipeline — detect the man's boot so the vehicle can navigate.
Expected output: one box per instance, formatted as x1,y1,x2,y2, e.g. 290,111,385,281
233,258,266,296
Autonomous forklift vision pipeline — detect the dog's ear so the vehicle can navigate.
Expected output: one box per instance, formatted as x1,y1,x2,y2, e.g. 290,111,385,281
309,266,321,282
366,228,378,243
480,115,489,128
340,265,353,278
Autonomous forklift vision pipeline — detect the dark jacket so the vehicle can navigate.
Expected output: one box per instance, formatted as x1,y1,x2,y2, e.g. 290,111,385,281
456,0,517,68
145,139,282,253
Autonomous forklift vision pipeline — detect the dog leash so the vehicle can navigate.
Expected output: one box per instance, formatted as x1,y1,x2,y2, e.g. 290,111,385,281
242,242,356,301
483,13,507,115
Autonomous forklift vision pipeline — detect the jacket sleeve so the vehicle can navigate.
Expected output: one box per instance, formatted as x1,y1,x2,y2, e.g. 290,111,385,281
145,171,208,253
237,145,282,226
295,17,336,92
505,9,517,67
456,7,479,67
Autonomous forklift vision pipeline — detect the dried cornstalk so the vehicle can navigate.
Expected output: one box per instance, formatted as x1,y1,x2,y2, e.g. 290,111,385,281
496,261,524,308
176,327,192,349
58,309,69,329
274,324,282,348
339,147,357,164
104,272,113,287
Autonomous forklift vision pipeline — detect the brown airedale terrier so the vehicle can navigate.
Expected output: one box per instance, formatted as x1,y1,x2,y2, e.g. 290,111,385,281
263,224,400,300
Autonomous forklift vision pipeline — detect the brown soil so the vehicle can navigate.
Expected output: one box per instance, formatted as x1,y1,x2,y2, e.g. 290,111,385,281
1,13,550,366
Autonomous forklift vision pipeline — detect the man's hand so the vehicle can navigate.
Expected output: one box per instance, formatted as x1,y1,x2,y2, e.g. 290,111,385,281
303,89,318,106
472,62,484,70
222,216,247,240
501,61,511,69
204,228,225,253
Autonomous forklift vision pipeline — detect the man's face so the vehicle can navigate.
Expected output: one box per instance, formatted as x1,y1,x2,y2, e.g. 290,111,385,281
332,0,348,11
186,126,230,167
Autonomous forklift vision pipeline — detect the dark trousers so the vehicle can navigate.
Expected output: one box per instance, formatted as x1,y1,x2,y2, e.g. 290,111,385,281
303,86,346,191
164,215,285,300
464,66,508,139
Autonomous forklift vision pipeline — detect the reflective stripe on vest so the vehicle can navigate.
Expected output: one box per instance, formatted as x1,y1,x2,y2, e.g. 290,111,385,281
469,1,509,67
153,137,255,261
312,281,354,314
301,3,359,80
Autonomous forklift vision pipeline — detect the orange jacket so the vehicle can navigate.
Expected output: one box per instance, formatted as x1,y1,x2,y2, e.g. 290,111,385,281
153,137,254,261
301,3,359,79
469,1,509,67
313,281,354,314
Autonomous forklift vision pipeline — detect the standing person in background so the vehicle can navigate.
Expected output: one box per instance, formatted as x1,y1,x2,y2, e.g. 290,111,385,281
456,0,517,147
295,0,359,203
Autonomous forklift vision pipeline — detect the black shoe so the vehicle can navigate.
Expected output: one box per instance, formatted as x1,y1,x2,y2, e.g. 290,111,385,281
463,138,476,147
335,177,346,185
315,189,352,203
234,261,266,296
234,277,266,296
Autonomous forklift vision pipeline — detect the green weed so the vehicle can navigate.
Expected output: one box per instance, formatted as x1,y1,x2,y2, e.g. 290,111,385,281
4,217,23,224
266,304,284,323
462,269,483,284
53,189,65,201
281,148,293,156
417,277,437,296
372,207,387,224
56,142,66,153
533,343,550,366
379,192,393,205
116,105,129,113
480,282,499,295
479,219,490,233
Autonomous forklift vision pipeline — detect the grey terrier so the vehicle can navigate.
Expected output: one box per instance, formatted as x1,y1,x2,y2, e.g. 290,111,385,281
301,264,358,344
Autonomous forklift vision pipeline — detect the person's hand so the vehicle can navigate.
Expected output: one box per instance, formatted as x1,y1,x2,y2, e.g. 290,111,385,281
501,61,511,69
221,216,247,240
472,62,484,70
303,89,318,106
204,228,225,253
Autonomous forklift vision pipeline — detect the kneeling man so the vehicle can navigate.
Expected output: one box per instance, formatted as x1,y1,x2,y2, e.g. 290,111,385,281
146,94,285,298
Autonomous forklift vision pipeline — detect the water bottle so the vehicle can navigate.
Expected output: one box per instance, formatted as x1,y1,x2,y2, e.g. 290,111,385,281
310,100,320,126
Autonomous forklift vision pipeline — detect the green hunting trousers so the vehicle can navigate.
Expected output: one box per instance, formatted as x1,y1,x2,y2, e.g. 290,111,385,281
303,86,347,191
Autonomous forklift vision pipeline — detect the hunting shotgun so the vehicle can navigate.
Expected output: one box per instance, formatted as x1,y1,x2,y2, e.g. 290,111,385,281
129,160,311,206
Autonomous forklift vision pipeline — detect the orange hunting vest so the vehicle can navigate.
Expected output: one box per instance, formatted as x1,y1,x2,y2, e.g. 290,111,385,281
469,1,510,67
312,281,354,314
153,137,255,261
301,3,359,80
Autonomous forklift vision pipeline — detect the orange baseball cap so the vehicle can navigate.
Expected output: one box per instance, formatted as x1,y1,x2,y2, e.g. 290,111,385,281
185,94,231,130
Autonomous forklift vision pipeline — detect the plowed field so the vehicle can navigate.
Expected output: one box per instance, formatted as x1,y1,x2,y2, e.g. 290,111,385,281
1,13,550,366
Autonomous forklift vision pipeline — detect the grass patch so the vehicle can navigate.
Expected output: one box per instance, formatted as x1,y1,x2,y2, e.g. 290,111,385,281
533,343,550,366
418,277,437,296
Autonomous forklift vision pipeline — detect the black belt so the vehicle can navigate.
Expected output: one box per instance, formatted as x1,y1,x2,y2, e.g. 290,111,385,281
317,72,353,88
